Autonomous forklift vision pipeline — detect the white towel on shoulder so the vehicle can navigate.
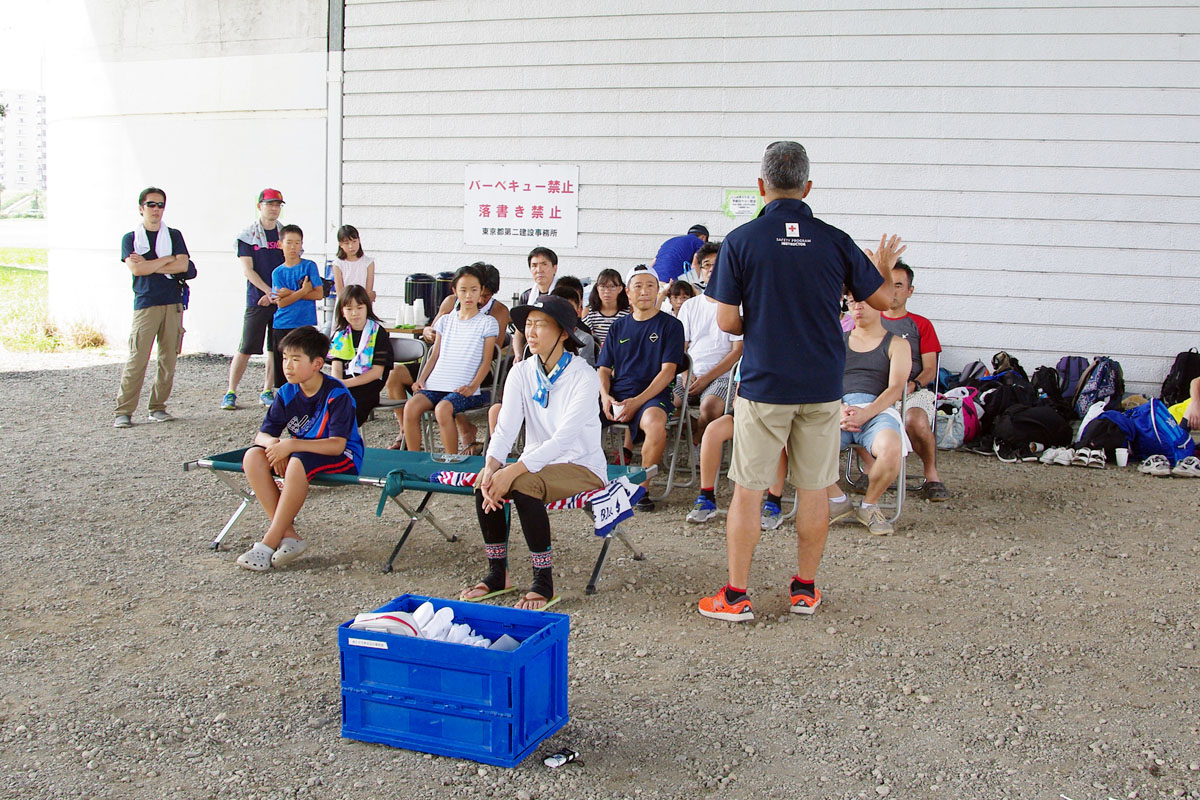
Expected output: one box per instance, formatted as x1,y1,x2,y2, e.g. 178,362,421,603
134,226,172,258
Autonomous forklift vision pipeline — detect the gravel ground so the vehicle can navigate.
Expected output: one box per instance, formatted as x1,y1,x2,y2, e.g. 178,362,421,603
1,351,1198,800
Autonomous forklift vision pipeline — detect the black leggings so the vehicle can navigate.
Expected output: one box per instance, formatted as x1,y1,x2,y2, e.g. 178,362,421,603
475,489,551,553
475,489,554,597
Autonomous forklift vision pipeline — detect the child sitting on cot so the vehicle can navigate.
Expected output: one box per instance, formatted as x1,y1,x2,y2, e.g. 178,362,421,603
403,263,499,454
462,295,606,610
237,327,364,572
328,285,393,427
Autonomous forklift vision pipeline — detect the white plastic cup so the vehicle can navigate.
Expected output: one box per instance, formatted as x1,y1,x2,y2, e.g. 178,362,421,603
1114,448,1129,467
611,403,625,419
412,298,426,326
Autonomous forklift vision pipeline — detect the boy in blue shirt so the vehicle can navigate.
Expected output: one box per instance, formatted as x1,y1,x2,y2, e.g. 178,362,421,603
270,224,324,389
237,327,364,571
597,263,685,511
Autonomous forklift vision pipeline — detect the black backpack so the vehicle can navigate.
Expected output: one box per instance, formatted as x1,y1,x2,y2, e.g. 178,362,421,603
1031,365,1070,416
977,380,1037,435
1076,416,1128,454
993,403,1073,452
1160,348,1200,406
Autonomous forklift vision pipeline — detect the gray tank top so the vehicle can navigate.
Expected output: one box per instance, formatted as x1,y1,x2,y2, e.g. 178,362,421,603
842,331,894,396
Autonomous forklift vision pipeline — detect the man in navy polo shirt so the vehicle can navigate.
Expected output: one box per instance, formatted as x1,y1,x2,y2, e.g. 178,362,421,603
222,188,286,410
698,141,903,623
597,263,685,512
114,186,195,429
650,224,708,284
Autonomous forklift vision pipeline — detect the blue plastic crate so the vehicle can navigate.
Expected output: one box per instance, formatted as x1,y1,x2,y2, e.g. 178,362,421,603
339,594,569,768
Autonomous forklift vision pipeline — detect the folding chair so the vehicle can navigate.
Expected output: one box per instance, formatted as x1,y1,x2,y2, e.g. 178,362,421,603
604,355,694,502
843,386,909,525
375,335,428,421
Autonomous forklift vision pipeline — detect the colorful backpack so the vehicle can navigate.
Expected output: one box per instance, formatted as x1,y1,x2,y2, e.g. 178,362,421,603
940,387,981,443
1072,356,1125,420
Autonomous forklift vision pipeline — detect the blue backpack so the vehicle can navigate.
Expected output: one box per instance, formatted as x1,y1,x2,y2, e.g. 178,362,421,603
1128,398,1195,466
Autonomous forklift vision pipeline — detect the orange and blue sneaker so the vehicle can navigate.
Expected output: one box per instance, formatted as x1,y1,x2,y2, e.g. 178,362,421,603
698,585,754,622
789,586,822,616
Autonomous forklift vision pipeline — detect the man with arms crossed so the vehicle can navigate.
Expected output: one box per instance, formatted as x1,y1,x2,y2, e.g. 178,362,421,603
700,140,902,622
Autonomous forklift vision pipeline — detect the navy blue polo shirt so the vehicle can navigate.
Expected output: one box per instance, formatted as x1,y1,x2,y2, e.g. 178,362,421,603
596,310,685,400
120,227,192,310
237,226,283,307
652,233,705,283
705,198,884,404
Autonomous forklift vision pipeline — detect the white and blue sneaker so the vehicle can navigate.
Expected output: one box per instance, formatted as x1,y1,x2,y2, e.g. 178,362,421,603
686,495,718,524
760,501,783,531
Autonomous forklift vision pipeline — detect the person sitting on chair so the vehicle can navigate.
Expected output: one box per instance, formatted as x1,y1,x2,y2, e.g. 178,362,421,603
597,263,685,512
827,297,911,536
881,260,947,500
461,295,606,611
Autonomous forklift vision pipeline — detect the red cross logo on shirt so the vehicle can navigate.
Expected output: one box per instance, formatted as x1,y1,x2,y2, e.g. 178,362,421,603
785,223,799,237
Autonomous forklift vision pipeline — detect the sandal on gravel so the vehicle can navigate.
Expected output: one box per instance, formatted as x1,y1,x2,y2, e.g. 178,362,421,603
514,592,561,611
923,481,949,501
1087,450,1106,469
1171,455,1200,477
1071,448,1092,467
1138,455,1171,477
460,583,517,602
387,433,405,451
271,538,308,566
236,542,274,572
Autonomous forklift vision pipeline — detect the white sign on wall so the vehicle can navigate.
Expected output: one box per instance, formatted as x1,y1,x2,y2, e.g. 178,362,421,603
463,164,579,248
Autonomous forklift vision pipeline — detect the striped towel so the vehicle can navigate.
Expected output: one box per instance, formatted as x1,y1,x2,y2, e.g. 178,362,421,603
430,472,646,537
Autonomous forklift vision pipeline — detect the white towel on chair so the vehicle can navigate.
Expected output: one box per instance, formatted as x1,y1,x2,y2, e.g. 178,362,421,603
850,403,912,456
133,226,172,258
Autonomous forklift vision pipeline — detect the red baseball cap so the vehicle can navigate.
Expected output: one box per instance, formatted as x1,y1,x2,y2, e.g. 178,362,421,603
258,188,285,204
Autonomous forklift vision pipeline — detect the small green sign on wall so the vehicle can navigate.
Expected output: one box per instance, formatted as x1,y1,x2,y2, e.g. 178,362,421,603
722,189,764,220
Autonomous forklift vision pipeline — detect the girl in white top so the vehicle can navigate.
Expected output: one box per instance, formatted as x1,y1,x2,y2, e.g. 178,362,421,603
403,264,499,454
332,224,375,301
462,295,606,611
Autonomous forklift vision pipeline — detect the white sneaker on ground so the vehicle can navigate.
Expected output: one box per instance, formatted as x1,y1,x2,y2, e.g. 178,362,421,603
1138,455,1171,477
147,410,175,423
113,415,132,429
1170,455,1200,477
1052,448,1075,466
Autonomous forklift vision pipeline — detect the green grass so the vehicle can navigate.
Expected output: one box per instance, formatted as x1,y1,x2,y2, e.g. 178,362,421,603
0,247,48,269
0,265,62,351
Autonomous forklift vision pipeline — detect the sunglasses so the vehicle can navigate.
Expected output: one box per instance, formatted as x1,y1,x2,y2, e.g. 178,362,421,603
142,202,165,209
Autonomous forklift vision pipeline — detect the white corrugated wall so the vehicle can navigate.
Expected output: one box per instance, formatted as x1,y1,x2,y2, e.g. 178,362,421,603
341,0,1200,394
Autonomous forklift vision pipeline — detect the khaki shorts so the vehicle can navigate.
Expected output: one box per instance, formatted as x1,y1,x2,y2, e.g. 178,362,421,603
729,397,841,490
898,388,936,427
510,463,604,503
